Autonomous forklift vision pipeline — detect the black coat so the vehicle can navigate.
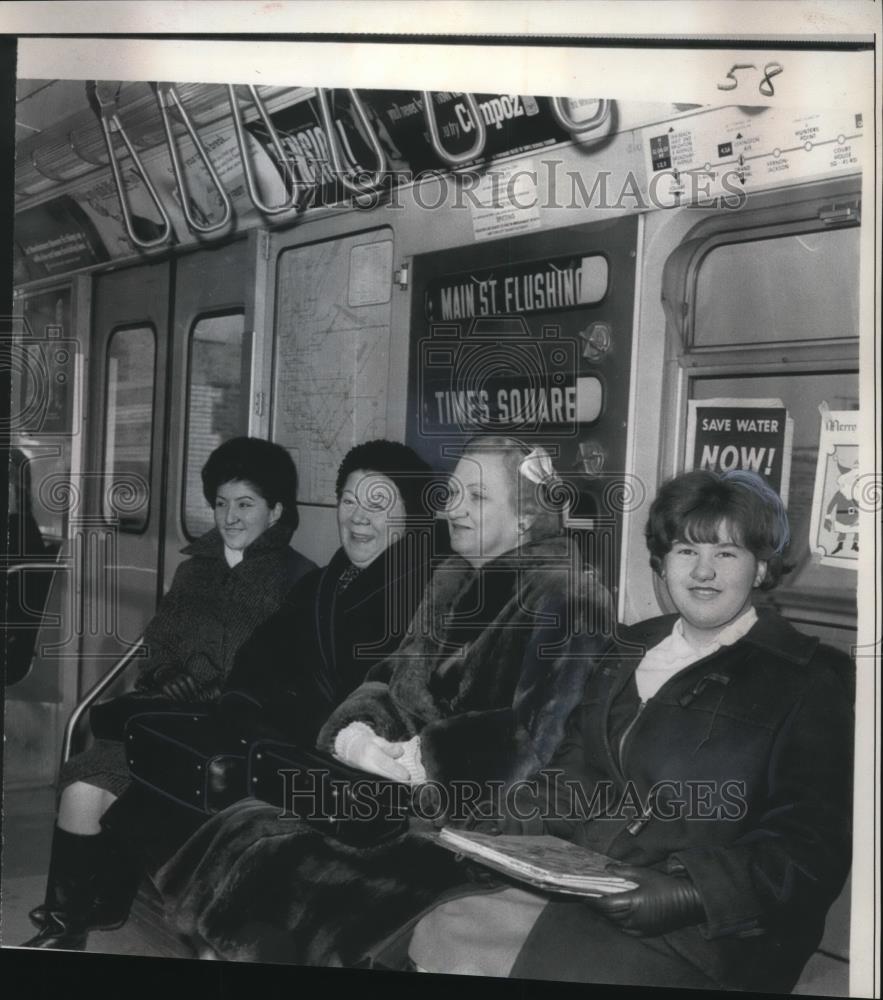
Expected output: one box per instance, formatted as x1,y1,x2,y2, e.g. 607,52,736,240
134,520,316,696
222,535,434,744
505,610,855,992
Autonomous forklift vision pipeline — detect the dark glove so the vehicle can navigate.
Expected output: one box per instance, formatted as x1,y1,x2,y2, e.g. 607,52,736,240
590,865,706,937
159,674,220,703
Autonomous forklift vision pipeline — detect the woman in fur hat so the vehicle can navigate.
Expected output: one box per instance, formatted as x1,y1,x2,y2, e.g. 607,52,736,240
219,439,440,746
23,437,315,951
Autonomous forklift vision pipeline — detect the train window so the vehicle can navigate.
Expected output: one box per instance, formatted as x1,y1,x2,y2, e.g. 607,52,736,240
103,325,156,532
690,371,858,622
182,311,249,539
694,227,860,348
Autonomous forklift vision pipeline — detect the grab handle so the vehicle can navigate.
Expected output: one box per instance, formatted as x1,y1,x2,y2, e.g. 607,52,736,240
550,97,611,137
153,82,233,235
87,81,173,250
314,88,387,194
422,91,487,167
61,638,145,764
227,83,305,216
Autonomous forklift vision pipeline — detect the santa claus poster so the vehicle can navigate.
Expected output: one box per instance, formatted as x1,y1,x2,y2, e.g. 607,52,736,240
809,403,862,570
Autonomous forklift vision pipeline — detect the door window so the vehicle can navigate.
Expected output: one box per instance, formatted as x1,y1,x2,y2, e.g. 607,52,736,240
182,311,249,538
103,325,155,532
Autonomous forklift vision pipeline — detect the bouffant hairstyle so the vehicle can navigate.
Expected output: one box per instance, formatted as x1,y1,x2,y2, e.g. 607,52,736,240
459,434,564,542
202,437,300,530
335,440,433,520
645,469,791,590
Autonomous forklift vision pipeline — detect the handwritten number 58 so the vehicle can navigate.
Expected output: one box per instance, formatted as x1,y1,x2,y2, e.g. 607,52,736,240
717,62,784,96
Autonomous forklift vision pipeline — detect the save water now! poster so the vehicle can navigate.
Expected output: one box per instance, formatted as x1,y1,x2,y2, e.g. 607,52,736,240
685,397,794,505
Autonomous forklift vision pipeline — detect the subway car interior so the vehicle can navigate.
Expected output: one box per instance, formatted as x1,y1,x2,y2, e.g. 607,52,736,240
1,75,871,993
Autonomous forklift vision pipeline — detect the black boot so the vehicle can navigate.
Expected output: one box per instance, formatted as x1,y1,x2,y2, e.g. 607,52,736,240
23,827,102,949
91,826,143,930
22,826,141,949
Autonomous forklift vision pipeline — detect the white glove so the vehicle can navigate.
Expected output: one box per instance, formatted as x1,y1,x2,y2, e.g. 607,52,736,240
397,735,427,785
333,722,411,781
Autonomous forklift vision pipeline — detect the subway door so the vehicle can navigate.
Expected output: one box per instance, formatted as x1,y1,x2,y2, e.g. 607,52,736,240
161,239,256,592
80,260,171,696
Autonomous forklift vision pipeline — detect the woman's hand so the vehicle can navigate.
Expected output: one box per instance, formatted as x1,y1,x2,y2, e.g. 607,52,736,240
159,674,221,703
589,865,706,937
333,721,412,781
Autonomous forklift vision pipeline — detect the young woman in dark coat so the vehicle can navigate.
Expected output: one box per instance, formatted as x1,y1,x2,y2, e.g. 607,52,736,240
22,437,315,950
222,439,439,745
155,435,612,966
409,470,854,993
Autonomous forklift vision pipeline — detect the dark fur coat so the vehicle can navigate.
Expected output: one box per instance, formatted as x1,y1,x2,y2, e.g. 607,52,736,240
156,535,612,965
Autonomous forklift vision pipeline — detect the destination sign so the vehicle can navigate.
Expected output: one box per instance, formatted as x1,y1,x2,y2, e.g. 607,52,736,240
425,254,609,321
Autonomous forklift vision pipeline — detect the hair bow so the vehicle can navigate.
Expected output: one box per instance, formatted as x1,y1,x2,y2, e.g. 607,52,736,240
520,447,558,486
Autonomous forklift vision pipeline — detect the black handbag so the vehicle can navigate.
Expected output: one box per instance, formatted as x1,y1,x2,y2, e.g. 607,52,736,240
124,710,250,815
90,692,205,742
248,740,411,846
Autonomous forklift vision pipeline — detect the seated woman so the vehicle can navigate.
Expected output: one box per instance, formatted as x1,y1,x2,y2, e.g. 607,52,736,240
23,436,315,950
222,439,438,746
409,470,854,994
155,435,612,965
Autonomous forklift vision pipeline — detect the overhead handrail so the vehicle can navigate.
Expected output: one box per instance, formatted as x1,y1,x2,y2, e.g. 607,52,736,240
227,83,305,216
550,97,611,137
152,82,233,235
86,81,173,250
422,91,487,167
61,637,145,764
314,88,388,194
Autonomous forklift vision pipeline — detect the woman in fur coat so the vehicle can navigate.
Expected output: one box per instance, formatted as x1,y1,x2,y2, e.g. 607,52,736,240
23,437,315,951
156,435,613,965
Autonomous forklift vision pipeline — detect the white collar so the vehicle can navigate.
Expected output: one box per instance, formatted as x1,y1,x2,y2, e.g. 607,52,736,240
224,545,244,568
673,606,758,656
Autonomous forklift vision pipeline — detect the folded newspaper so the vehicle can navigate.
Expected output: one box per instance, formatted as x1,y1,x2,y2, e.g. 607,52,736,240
432,828,639,898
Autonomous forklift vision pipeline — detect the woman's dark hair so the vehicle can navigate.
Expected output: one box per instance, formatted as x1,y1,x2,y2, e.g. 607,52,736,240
202,437,300,530
460,434,565,542
645,469,791,590
335,440,432,519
